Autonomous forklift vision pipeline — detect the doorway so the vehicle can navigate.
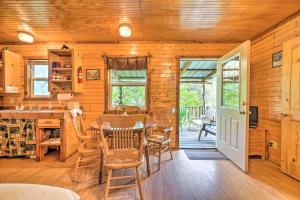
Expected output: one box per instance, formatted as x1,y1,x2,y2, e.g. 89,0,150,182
179,59,217,149
177,41,250,172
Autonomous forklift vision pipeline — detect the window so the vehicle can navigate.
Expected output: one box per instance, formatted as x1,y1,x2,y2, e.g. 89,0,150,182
26,59,50,98
221,55,240,109
109,69,147,109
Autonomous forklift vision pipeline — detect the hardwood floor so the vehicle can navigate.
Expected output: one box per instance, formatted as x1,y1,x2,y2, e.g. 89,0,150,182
0,150,300,200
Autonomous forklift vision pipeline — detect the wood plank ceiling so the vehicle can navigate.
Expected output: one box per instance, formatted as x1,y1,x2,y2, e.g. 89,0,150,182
0,0,299,43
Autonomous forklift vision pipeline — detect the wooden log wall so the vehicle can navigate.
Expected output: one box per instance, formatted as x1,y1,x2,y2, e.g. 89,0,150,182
250,15,300,165
0,42,237,148
1,12,300,161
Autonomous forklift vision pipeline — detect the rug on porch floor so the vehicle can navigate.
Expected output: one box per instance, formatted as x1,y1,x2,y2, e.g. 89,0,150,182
184,149,228,160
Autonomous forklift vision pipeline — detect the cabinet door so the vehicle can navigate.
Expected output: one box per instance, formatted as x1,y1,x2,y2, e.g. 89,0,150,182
3,50,21,93
281,37,300,181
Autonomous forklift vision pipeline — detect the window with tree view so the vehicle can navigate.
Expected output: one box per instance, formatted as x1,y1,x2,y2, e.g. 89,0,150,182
27,60,50,97
110,69,146,108
222,55,240,109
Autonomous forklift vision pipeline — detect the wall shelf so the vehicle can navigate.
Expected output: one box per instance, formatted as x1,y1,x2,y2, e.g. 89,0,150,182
51,68,72,71
48,49,83,93
51,80,72,83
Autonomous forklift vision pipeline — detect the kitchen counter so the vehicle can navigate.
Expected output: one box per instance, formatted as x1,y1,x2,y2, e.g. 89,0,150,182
0,109,69,119
0,109,80,161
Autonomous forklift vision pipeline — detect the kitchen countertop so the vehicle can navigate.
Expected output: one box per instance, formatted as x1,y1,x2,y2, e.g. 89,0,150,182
0,109,70,119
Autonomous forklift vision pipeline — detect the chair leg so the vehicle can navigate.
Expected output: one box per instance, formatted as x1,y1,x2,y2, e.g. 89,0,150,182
71,155,81,181
135,167,143,200
158,144,162,171
104,168,112,200
99,151,104,184
168,144,173,160
198,130,203,141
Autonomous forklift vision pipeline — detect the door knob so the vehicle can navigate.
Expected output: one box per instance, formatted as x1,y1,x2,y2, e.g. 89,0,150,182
281,113,288,117
240,111,246,115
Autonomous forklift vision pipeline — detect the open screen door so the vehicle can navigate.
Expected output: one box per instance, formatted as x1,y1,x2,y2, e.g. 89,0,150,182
216,41,250,172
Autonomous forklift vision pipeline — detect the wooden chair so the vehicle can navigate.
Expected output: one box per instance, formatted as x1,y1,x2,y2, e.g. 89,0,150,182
70,109,102,183
147,108,175,171
97,114,146,200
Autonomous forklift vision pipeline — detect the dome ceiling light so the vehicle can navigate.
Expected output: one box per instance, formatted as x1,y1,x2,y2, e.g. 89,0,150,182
18,32,34,43
119,23,132,38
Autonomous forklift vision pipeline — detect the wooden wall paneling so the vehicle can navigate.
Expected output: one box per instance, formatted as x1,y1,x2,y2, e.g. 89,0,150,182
0,42,238,148
72,49,83,93
250,15,300,166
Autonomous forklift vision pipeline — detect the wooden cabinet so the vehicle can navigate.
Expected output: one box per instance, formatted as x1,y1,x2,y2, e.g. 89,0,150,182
0,119,36,158
0,49,21,93
249,127,266,160
37,119,60,128
0,110,80,161
48,49,83,93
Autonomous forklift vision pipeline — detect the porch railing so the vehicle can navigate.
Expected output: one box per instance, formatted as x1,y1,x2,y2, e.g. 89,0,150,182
180,106,204,123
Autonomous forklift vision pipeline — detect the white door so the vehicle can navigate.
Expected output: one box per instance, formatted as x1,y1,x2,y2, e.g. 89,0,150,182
216,41,250,172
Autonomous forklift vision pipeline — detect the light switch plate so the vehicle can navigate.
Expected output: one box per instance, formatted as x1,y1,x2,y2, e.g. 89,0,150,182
270,140,278,149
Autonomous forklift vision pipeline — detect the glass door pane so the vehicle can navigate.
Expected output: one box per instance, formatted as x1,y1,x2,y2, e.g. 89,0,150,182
221,55,240,109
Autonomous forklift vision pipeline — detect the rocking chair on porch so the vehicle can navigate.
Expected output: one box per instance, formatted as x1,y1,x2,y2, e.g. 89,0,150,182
188,107,216,140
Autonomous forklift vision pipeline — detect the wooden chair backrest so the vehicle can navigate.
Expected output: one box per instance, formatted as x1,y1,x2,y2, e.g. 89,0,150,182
70,109,99,150
97,114,146,162
98,114,146,128
151,108,176,128
204,106,216,121
150,108,176,139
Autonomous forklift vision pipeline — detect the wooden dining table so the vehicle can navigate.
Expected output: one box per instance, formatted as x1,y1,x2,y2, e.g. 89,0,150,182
90,120,156,181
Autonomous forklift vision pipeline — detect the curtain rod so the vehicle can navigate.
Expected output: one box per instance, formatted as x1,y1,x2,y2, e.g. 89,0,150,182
101,52,152,58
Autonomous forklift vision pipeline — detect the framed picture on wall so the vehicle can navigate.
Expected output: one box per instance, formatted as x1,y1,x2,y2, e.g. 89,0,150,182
272,51,282,68
86,69,100,80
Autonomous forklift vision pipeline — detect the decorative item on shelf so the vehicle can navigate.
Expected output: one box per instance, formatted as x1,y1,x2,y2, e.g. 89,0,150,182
86,69,100,80
61,44,69,49
52,61,61,68
64,64,71,68
6,85,18,93
78,66,83,83
272,51,282,68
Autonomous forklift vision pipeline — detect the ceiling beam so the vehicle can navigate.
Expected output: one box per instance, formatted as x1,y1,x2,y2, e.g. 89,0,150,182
180,61,192,75
202,71,217,81
180,69,216,72
180,77,205,80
